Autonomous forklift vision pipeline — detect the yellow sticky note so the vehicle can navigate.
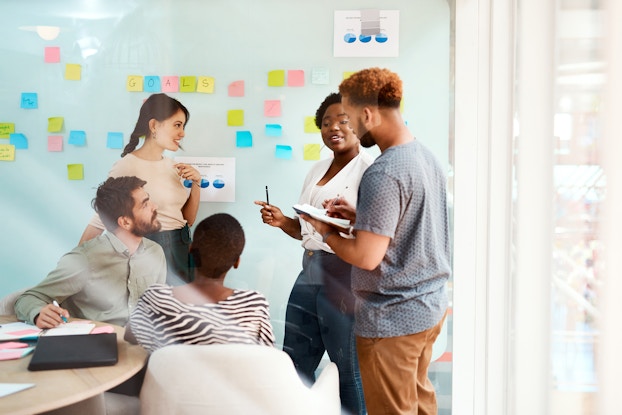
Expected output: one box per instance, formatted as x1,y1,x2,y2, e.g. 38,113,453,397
268,70,285,87
227,110,244,126
342,71,355,80
400,98,405,113
65,63,81,80
127,75,143,92
197,76,215,94
0,144,15,161
304,116,320,133
0,123,15,138
303,144,321,161
48,117,64,133
67,164,84,180
180,76,197,92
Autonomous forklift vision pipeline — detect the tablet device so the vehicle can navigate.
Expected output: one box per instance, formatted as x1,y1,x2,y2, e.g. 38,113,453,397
28,333,118,371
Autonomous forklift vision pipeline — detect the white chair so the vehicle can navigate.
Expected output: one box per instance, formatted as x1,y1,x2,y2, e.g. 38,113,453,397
139,344,341,415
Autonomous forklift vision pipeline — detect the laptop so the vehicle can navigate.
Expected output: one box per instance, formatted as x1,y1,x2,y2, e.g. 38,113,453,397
28,333,118,371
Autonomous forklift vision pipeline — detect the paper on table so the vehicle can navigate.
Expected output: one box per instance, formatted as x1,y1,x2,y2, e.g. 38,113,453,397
0,347,34,361
0,383,35,398
43,323,95,336
0,322,41,341
293,203,351,230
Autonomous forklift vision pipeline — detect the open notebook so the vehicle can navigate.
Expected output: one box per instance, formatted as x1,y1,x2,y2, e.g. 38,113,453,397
292,203,351,231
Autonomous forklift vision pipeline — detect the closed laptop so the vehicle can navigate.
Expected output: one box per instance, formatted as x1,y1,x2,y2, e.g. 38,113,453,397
28,333,118,371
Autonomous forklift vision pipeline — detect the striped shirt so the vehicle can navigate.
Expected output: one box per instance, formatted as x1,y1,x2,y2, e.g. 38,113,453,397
129,284,275,353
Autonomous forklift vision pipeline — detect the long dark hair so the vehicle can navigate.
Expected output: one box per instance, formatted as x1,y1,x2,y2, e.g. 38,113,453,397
121,93,190,157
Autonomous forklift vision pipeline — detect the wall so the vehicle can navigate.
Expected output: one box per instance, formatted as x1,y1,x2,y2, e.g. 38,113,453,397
0,0,449,344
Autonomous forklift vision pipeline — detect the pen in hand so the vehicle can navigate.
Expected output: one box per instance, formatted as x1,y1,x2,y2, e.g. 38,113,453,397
265,185,270,205
52,300,68,323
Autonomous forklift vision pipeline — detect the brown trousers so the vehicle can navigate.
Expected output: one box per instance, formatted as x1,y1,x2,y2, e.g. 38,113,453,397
356,312,447,415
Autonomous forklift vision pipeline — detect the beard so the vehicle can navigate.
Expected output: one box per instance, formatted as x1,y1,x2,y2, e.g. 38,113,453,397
131,212,162,236
359,130,376,148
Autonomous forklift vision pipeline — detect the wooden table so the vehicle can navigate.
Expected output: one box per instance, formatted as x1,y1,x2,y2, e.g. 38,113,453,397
0,315,148,415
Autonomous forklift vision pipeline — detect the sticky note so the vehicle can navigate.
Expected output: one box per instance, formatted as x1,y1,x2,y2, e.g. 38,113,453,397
287,70,305,87
0,144,15,161
48,117,64,133
228,80,244,97
343,71,355,80
67,164,84,180
44,46,60,63
311,67,329,85
265,124,282,137
0,123,15,138
127,75,143,92
304,116,320,133
268,70,285,86
264,100,281,117
107,132,124,149
48,135,63,152
180,76,197,92
68,130,86,146
144,76,161,92
236,131,253,148
227,110,244,126
21,92,38,109
65,63,81,80
275,144,293,159
10,133,28,149
303,143,321,160
162,76,179,93
197,76,215,94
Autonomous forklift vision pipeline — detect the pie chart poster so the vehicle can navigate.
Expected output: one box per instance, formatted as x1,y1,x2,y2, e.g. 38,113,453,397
175,157,235,202
333,10,400,57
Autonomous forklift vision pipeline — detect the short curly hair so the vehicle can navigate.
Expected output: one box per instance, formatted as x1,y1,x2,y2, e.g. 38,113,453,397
314,92,342,129
190,213,245,278
338,67,402,109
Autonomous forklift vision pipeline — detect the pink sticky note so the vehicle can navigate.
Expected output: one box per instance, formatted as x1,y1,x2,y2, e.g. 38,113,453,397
0,342,29,350
264,100,281,117
8,329,40,337
45,46,60,63
48,135,63,152
228,80,245,97
91,325,115,334
287,70,305,87
161,76,179,92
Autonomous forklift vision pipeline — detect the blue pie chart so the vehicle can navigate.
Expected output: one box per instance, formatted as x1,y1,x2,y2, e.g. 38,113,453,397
344,33,356,43
375,33,388,43
359,34,372,43
213,179,225,189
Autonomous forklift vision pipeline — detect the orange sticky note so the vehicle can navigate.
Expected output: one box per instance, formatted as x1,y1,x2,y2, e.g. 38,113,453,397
65,63,81,80
228,80,244,97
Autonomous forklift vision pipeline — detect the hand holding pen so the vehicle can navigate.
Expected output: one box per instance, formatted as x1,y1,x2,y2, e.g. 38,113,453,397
323,196,357,223
253,200,286,228
34,300,70,329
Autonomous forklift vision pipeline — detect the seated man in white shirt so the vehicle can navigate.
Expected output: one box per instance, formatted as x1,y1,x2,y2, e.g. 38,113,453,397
15,176,166,329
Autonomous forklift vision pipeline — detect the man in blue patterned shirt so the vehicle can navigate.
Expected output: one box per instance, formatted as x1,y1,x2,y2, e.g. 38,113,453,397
301,67,451,415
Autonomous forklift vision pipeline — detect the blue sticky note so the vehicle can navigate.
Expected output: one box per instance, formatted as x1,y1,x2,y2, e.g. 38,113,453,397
107,132,124,149
68,130,86,146
144,76,161,92
21,92,38,109
236,131,253,148
275,144,292,159
9,133,28,149
265,124,282,137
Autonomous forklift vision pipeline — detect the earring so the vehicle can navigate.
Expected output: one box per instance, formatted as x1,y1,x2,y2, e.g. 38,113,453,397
152,130,157,140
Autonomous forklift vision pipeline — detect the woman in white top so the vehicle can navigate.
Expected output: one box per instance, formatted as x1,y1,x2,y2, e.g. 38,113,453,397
255,93,373,415
79,94,202,285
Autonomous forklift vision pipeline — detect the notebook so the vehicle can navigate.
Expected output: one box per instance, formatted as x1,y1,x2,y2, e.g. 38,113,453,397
27,333,118,371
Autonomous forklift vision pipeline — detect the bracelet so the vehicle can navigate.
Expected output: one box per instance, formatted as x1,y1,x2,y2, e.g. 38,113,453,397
322,231,337,243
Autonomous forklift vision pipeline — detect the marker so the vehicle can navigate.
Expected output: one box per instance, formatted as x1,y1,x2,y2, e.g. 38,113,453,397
52,300,68,323
265,185,270,205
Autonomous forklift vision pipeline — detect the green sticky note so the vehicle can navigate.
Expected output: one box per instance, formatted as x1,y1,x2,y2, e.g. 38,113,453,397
227,110,244,126
268,70,285,87
304,116,320,133
67,164,84,180
303,143,321,160
180,76,197,92
0,123,15,138
48,117,64,133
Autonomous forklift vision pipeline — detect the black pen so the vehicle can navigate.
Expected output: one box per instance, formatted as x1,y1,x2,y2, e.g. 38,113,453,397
265,185,270,205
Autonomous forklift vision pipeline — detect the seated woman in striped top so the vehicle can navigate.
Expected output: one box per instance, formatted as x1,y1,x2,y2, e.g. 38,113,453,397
125,213,275,352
